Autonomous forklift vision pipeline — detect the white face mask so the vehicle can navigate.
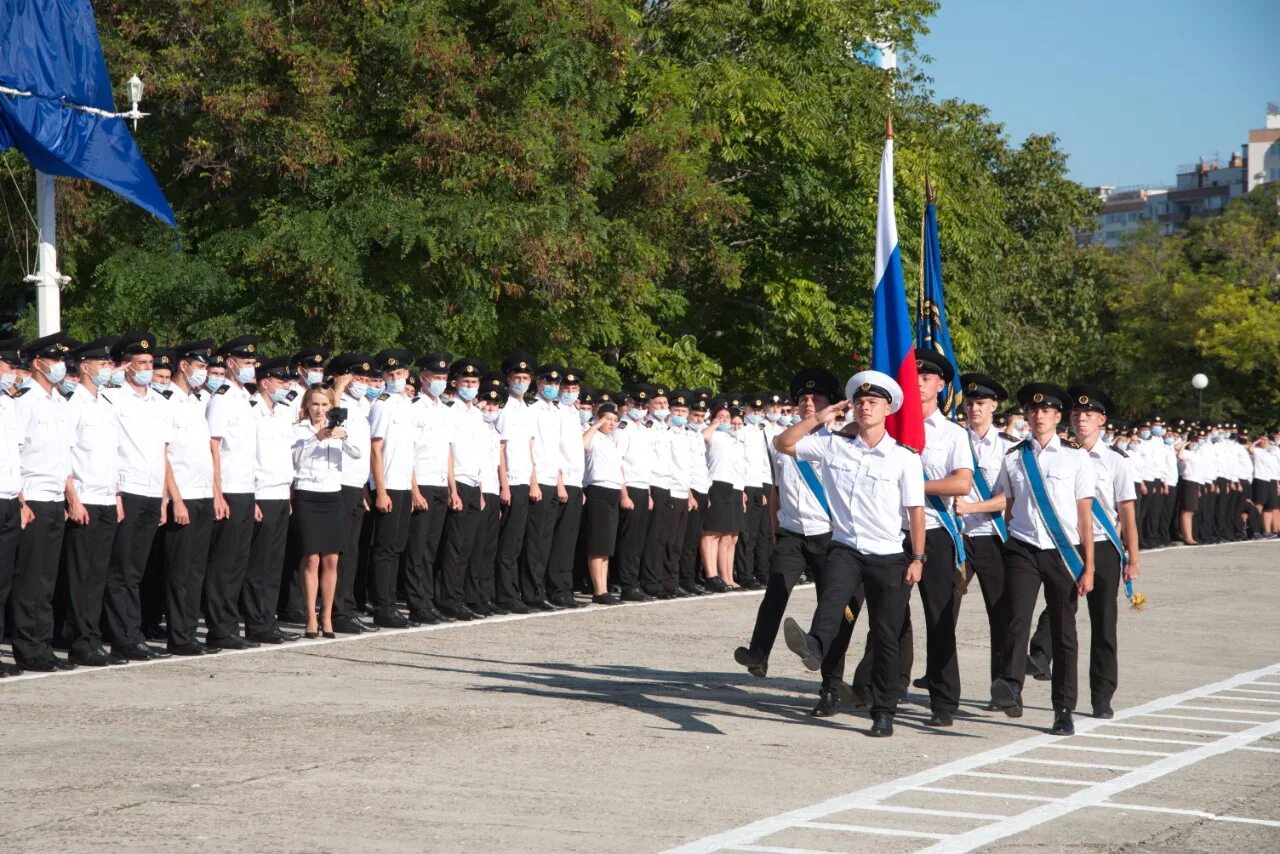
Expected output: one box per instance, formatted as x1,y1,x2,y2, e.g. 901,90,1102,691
482,408,500,424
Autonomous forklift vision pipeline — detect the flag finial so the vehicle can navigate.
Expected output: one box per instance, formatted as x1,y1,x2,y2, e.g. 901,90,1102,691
925,173,935,204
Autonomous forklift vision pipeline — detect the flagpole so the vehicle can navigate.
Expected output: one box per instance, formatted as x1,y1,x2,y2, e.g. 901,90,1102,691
27,171,66,336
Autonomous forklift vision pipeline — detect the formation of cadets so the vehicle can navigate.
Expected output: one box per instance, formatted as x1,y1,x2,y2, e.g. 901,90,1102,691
0,332,1276,739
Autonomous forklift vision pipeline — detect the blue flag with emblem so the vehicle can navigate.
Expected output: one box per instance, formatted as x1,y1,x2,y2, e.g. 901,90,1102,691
916,180,961,418
1018,443,1084,581
1091,499,1136,600
970,445,1008,541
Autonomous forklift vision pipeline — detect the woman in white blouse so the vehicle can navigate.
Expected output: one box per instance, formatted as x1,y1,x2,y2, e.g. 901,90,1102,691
701,402,749,590
582,403,627,605
291,388,361,638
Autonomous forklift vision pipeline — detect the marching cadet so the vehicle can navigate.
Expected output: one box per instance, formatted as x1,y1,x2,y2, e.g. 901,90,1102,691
679,394,712,595
242,356,301,644
521,362,567,610
641,384,679,598
615,383,656,601
777,371,926,738
0,339,24,676
403,352,454,624
162,341,219,655
327,354,380,634
494,353,537,614
736,369,859,717
952,373,1016,702
547,367,587,608
100,332,173,662
62,338,125,667
434,357,486,621
366,348,418,628
9,333,78,671
990,383,1096,735
204,335,263,650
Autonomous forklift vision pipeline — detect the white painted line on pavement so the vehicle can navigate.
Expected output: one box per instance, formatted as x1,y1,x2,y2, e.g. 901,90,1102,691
1096,722,1234,736
798,821,946,840
1174,704,1275,715
957,771,1091,785
1038,743,1178,757
1075,733,1204,746
844,804,1007,821
1240,745,1280,754
911,787,1056,803
727,846,838,854
1225,687,1280,695
1209,694,1280,703
1144,712,1264,725
1096,802,1280,828
1004,757,1139,771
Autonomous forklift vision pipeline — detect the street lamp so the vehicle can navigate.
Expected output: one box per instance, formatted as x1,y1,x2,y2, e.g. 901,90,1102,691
1191,373,1208,419
124,74,149,131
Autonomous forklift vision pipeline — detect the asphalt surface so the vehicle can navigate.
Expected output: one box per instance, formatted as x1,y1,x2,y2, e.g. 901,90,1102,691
2,539,1277,853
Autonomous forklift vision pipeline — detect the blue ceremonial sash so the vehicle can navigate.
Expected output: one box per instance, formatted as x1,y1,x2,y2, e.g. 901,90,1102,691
923,471,967,568
970,444,1008,542
1018,443,1084,581
1091,498,1136,599
793,459,831,518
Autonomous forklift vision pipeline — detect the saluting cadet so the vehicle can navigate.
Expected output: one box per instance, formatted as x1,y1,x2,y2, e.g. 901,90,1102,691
203,335,263,649
736,369,859,717
547,367,587,608
990,383,1096,736
241,356,301,645
952,373,1015,701
162,341,219,655
777,371,926,738
327,354,380,635
101,332,174,661
62,337,125,667
0,340,25,676
679,394,712,595
495,353,537,614
403,352,454,624
614,383,656,601
366,348,418,628
466,381,508,614
700,398,748,590
433,357,486,622
521,363,567,610
10,333,78,671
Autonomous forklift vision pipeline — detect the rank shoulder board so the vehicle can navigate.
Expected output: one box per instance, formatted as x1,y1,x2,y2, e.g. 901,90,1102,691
249,399,259,407
285,389,298,401
1006,438,1030,455
215,385,230,395
377,392,390,401
160,389,174,399
1109,445,1129,458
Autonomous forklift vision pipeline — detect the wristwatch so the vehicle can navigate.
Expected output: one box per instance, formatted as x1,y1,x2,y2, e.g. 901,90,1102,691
909,554,927,562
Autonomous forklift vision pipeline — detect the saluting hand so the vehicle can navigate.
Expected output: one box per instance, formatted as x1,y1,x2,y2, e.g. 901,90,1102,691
815,399,850,425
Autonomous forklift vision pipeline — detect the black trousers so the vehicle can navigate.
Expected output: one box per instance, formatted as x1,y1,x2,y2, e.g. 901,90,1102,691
0,498,21,646
203,492,256,641
164,498,214,647
333,486,367,621
62,503,118,653
548,485,583,601
966,533,1009,683
680,490,707,588
662,496,690,592
243,498,290,635
367,489,411,617
615,485,650,591
467,493,501,607
403,485,449,613
11,500,67,663
733,486,764,583
438,483,482,610
495,483,530,607
103,493,163,648
520,484,560,604
641,486,674,593
1001,537,1079,711
752,488,775,583
807,543,909,715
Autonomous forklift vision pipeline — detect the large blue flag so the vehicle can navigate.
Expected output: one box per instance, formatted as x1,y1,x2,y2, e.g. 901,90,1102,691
917,181,960,416
0,0,176,226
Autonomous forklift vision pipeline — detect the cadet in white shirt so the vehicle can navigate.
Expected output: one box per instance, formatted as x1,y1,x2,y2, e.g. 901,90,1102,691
203,335,262,649
547,367,588,608
101,332,175,662
0,339,25,676
466,380,508,613
735,393,777,590
777,371,926,738
366,348,419,628
327,355,380,635
613,383,657,601
700,397,748,591
494,352,537,614
678,393,713,594
434,358,487,621
658,389,699,597
521,363,569,610
1251,434,1280,534
990,383,1096,736
402,352,455,624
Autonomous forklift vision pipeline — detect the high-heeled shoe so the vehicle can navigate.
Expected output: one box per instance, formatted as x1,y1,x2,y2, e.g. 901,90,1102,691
322,631,336,639
304,629,319,639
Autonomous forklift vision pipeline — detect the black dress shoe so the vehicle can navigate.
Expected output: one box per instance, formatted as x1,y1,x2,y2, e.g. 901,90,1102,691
1051,708,1075,735
990,678,1024,718
488,601,511,616
1026,650,1052,681
926,710,954,727
0,661,23,676
674,586,695,598
1092,703,1115,719
526,599,556,612
505,601,533,614
810,688,840,717
733,646,768,678
591,593,621,606
408,610,441,626
440,605,477,622
620,588,653,603
278,610,309,626
984,699,1000,712
111,643,152,661
740,578,764,591
374,610,409,629
869,713,895,737
206,635,258,651
331,617,370,634
142,623,167,641
702,577,728,593
469,602,495,617
782,617,822,671
21,656,77,672
912,675,930,690
550,596,582,609
168,642,208,656
70,647,114,667
689,584,710,596
247,629,297,645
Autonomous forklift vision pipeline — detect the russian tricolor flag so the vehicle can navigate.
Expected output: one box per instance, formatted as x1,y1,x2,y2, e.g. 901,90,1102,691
870,119,925,451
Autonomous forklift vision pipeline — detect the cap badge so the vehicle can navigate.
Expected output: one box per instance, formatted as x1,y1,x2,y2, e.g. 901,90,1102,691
140,340,150,350
861,382,871,392
1033,392,1044,403
361,362,370,371
805,380,814,388
387,357,397,366
246,343,255,354
915,359,924,369
1078,395,1089,405
967,382,977,392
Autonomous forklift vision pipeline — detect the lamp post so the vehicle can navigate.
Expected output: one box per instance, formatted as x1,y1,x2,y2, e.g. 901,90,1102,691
1191,373,1208,420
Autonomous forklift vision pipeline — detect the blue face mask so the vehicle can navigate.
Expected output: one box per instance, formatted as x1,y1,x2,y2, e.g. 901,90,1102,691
235,365,255,385
1139,429,1151,440
305,370,324,386
0,373,14,392
270,388,290,404
579,409,591,423
716,422,731,432
1163,436,1175,446
187,369,208,389
765,412,781,423
650,407,669,421
427,379,447,397
510,380,530,397
1151,426,1164,437
745,413,763,426
42,361,68,384
456,386,478,402
559,390,579,405
151,381,172,394
384,378,406,396
205,375,226,391
365,384,383,400
110,368,126,387
540,384,560,401
670,414,688,427
59,379,78,395
132,369,154,386
90,367,112,387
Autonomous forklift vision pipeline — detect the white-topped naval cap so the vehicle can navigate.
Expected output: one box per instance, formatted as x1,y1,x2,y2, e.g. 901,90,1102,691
845,370,903,415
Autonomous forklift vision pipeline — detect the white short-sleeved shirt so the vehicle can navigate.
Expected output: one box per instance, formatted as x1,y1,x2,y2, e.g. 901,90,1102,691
585,430,625,489
252,395,297,500
920,409,972,530
794,429,924,555
293,421,361,493
205,383,257,495
742,424,772,489
995,435,1096,548
559,406,586,489
411,395,453,488
68,389,120,506
338,392,372,489
529,399,564,487
369,393,418,491
166,387,215,501
449,402,486,489
962,425,1014,537
770,426,831,537
1084,439,1137,541
615,418,652,488
685,424,712,493
1253,446,1280,480
706,428,748,490
15,385,75,502
0,394,23,499
479,420,502,495
497,397,535,487
103,384,172,499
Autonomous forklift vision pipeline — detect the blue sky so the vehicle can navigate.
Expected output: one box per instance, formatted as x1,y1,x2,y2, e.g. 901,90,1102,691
915,0,1280,188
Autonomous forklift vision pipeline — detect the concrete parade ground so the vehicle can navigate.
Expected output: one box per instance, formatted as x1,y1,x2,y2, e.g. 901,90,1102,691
2,540,1278,853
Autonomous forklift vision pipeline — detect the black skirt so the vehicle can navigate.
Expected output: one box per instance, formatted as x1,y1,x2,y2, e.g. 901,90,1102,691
1251,478,1278,509
1177,480,1201,513
292,489,347,554
704,480,744,534
583,485,621,556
